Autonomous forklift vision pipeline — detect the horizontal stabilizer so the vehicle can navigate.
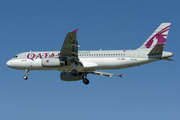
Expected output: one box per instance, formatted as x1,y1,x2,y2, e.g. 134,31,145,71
162,58,174,61
148,44,163,55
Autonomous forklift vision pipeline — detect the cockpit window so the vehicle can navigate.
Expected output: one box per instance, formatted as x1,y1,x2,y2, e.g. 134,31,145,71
14,55,18,58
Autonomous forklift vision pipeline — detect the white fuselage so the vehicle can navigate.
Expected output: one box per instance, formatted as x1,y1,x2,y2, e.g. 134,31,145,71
6,50,173,72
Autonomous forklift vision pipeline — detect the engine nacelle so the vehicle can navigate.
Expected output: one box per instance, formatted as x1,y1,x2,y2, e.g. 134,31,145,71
60,72,83,81
41,58,65,67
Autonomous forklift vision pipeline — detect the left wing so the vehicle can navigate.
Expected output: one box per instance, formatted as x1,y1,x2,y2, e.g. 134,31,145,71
59,29,79,65
90,71,123,78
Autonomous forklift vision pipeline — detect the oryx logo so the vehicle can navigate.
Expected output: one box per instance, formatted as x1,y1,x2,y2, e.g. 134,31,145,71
46,59,50,63
145,25,170,49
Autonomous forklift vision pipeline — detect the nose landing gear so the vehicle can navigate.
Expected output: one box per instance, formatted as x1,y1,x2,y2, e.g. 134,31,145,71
23,69,29,80
23,75,28,80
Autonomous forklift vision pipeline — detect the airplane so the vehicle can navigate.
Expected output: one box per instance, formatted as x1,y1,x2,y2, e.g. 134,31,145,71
6,23,173,85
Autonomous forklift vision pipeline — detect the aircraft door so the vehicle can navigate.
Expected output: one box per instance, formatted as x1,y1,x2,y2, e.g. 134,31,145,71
131,50,137,60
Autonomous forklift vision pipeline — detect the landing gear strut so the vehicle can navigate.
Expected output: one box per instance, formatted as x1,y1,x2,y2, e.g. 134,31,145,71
23,69,29,80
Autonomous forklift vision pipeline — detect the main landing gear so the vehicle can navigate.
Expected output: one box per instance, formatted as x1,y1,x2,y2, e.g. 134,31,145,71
23,69,29,80
71,69,90,85
71,69,78,76
82,74,89,85
83,78,89,85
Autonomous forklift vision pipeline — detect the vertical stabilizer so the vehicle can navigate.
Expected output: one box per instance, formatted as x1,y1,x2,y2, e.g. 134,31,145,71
137,23,171,50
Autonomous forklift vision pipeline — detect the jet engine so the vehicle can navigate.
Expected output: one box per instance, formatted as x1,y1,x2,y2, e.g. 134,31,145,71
41,58,65,67
60,72,83,81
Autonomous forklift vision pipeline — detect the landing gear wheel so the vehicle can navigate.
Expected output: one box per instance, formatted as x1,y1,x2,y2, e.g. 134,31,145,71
83,78,89,85
23,75,28,80
71,69,78,76
23,69,29,80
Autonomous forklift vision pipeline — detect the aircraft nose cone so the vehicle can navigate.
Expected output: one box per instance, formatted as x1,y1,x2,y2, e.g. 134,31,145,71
6,60,12,67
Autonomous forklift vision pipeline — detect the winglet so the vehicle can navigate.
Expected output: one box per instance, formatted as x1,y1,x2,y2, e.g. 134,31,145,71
73,29,79,34
119,73,123,78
